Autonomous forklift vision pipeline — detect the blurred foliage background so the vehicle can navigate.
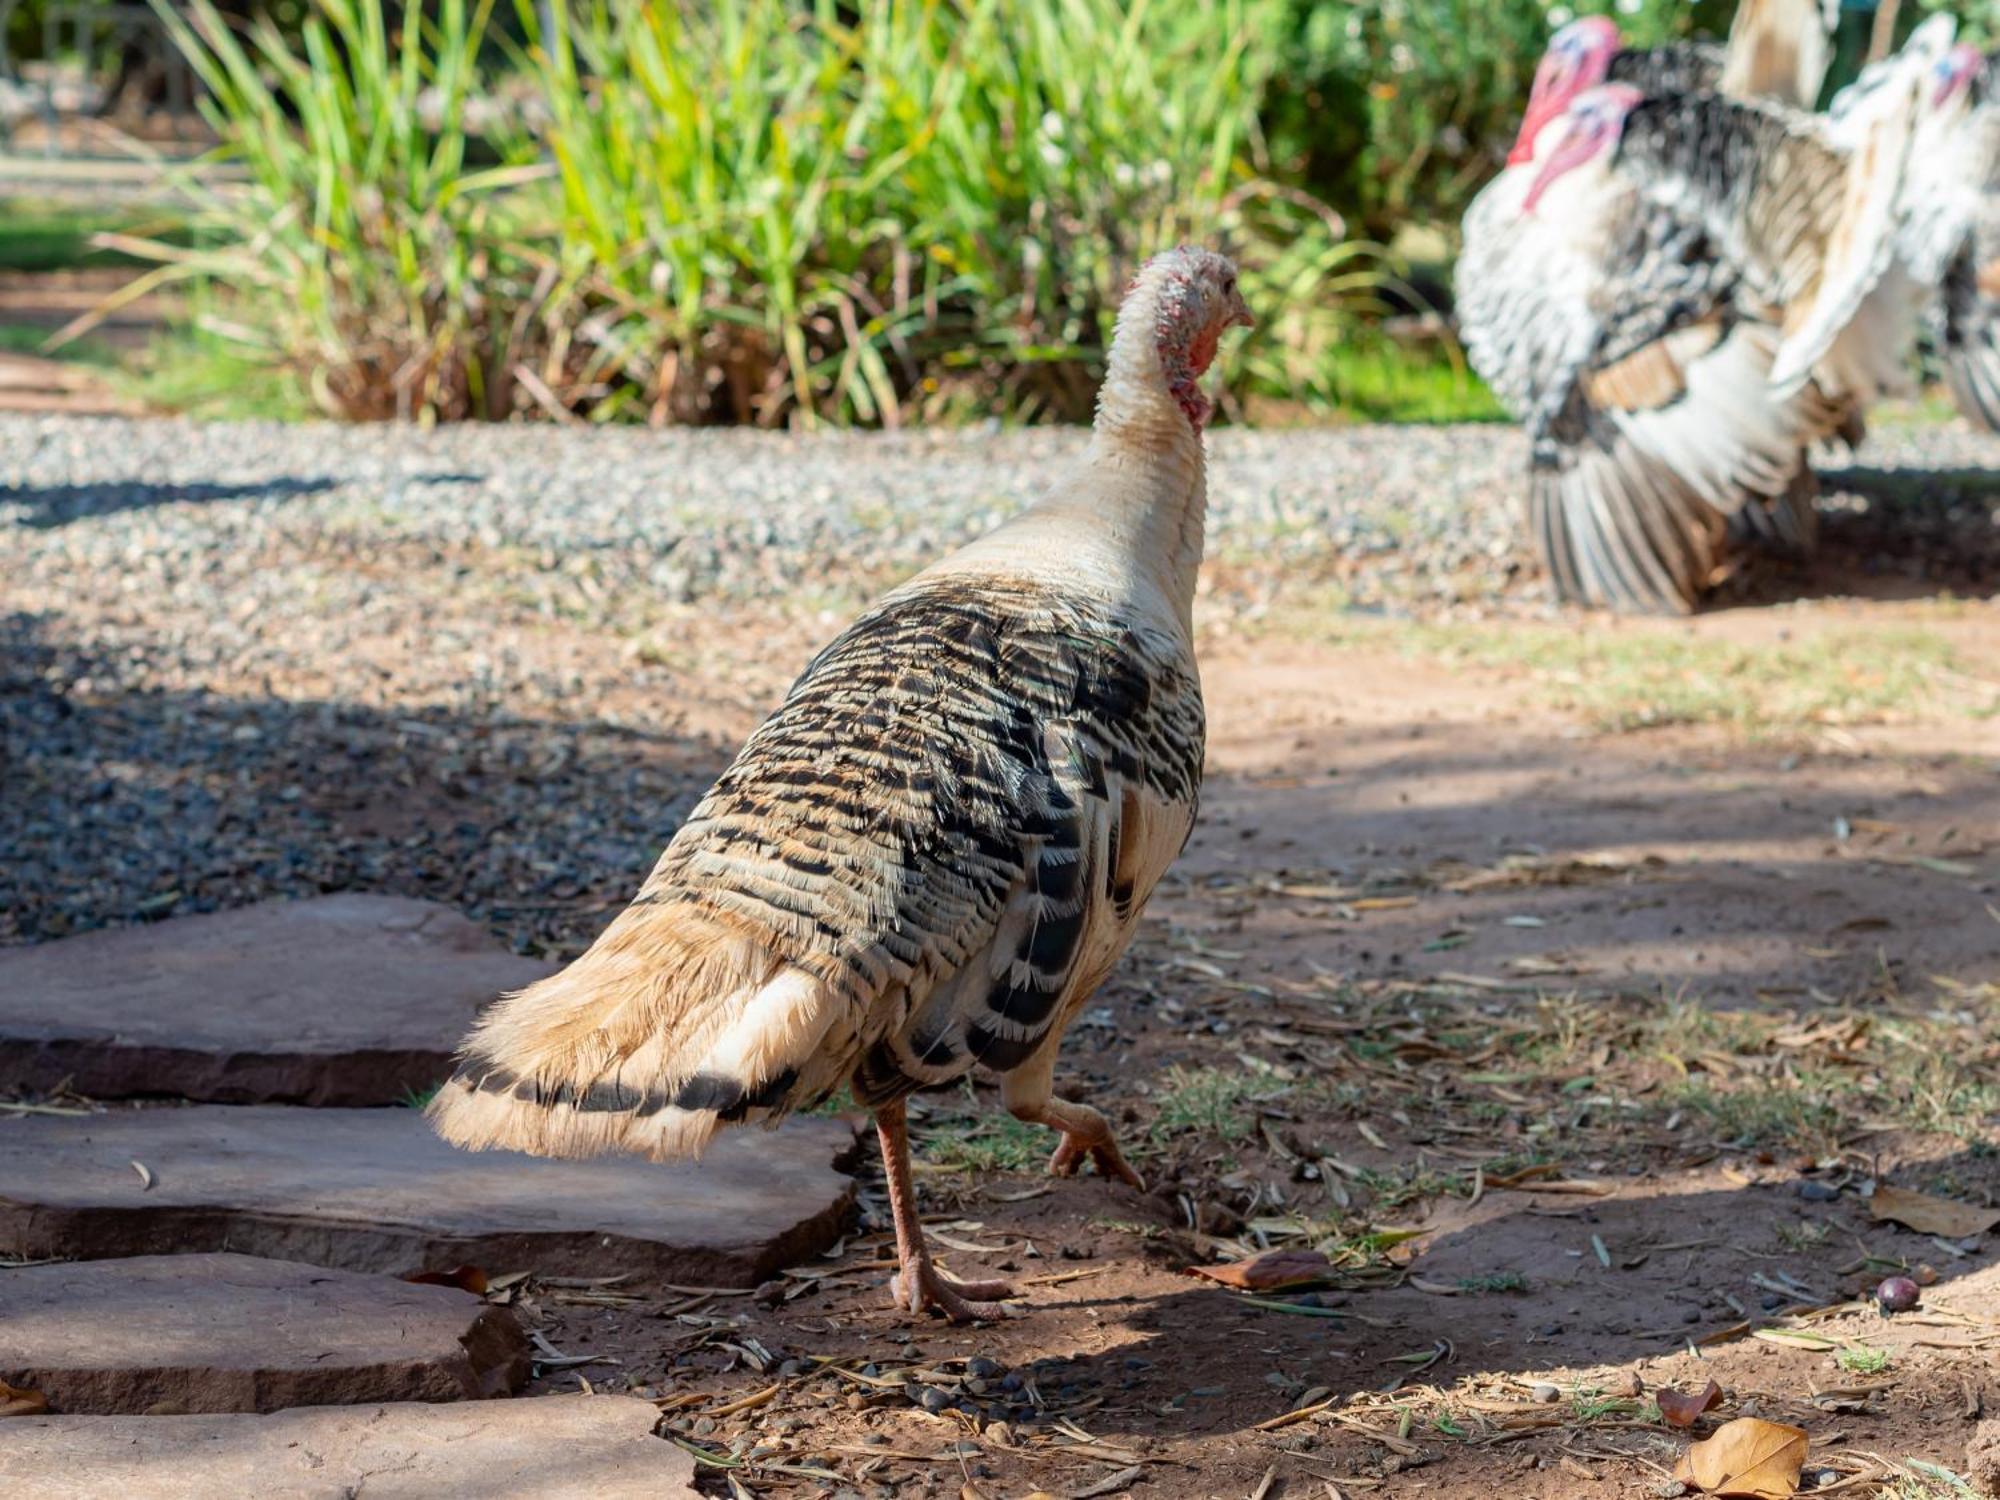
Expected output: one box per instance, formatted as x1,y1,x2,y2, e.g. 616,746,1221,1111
0,0,1948,425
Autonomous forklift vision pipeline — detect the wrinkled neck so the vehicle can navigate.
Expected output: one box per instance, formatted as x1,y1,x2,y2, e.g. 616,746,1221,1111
1079,272,1209,623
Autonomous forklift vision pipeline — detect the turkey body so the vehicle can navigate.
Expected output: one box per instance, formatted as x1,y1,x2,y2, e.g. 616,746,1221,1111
1457,18,1935,613
430,244,1251,1320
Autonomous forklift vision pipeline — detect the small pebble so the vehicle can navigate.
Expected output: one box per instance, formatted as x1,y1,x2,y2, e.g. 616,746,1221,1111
916,1385,952,1413
1796,1179,1840,1202
1876,1275,1921,1312
1531,1382,1561,1403
966,1356,1003,1378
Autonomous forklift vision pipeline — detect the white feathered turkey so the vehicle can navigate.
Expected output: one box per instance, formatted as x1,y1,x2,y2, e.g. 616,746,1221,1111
430,246,1249,1322
1457,9,1938,612
1853,40,2000,430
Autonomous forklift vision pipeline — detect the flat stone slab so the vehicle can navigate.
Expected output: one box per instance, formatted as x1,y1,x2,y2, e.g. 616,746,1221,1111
0,1105,859,1284
0,895,553,1105
0,1396,697,1499
0,1253,529,1414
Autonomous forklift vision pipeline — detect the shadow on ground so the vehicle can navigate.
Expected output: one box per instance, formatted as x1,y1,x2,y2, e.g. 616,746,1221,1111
0,609,731,953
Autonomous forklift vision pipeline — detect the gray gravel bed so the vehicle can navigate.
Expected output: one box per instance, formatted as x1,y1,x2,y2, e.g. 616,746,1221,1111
4,412,1995,959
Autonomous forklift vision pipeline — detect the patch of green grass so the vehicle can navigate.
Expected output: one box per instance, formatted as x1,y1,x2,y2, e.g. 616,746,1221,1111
918,1111,1049,1174
1422,622,1958,735
1351,1163,1471,1209
0,324,120,366
125,325,317,423
399,1083,441,1110
1670,1083,1845,1155
1149,1063,1287,1141
0,198,194,272
1318,336,1507,425
1570,1388,1640,1421
1873,1047,2000,1143
1776,1220,1831,1252
1456,1271,1527,1294
1280,615,1965,737
1883,1462,1980,1500
1837,1343,1891,1375
807,1084,857,1116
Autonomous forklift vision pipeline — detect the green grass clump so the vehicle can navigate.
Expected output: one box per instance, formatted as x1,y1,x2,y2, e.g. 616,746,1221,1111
1456,1271,1527,1294
129,0,1389,427
0,198,194,273
1837,1343,1891,1376
1150,1062,1287,1140
1670,1082,1845,1155
1275,615,1967,737
919,1111,1050,1174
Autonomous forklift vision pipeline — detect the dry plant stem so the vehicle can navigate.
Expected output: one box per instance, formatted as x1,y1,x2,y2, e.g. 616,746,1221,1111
1027,1096,1147,1190
875,1098,1015,1322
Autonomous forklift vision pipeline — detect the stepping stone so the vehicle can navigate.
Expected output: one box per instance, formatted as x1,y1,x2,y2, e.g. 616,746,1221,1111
0,1252,528,1414
0,1105,860,1284
0,1396,697,1499
0,895,552,1105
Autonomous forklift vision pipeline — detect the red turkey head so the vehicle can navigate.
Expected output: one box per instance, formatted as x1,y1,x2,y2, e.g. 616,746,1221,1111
1932,43,1983,109
1131,246,1253,431
1509,17,1622,165
1522,83,1643,213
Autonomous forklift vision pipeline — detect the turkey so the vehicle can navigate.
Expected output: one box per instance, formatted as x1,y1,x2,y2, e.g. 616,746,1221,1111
430,246,1249,1322
1506,0,1835,168
1859,42,2000,430
1457,10,1931,612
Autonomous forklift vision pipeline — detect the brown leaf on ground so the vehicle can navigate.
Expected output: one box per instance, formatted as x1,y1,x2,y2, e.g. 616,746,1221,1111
1869,1185,2000,1239
0,1381,48,1418
1674,1417,1808,1498
1185,1247,1335,1292
1658,1379,1725,1429
401,1263,490,1295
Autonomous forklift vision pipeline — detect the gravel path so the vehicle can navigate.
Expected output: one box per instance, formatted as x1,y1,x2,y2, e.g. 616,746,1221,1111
4,411,1996,955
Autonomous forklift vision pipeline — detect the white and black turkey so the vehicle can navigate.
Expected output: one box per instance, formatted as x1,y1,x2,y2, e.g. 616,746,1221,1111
1864,42,2000,430
1457,11,1937,612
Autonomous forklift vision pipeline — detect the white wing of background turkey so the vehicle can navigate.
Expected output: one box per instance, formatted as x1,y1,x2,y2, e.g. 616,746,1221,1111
1524,202,1826,612
1901,76,2000,286
1721,0,1838,107
1757,18,1954,394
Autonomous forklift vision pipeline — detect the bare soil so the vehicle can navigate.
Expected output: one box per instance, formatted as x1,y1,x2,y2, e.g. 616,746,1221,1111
467,596,2000,1500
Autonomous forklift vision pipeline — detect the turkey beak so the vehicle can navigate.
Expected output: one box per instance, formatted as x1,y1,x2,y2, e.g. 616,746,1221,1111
1229,290,1254,330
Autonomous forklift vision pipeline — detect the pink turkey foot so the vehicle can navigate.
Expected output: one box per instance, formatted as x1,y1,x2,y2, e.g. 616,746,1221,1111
888,1253,1016,1323
1036,1098,1146,1191
875,1097,1018,1322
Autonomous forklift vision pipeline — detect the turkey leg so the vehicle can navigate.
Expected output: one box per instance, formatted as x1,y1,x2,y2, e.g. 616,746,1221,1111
875,1098,1015,1321
1024,1096,1146,1191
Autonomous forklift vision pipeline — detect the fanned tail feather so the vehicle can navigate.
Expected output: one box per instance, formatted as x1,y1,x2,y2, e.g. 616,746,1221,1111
426,910,844,1162
1727,460,1820,556
1529,431,1723,614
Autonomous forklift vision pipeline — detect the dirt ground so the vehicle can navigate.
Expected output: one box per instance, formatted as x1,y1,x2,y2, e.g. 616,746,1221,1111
467,581,2000,1499
8,433,2000,1499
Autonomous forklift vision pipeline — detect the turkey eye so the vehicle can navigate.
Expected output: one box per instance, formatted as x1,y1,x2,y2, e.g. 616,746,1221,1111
1222,276,1236,296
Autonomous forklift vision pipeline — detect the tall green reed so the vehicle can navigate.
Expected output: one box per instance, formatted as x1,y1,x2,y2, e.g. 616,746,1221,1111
121,0,1387,425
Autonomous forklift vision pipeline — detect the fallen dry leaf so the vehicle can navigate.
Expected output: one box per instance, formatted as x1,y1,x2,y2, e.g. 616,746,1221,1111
1869,1185,2000,1240
401,1263,490,1295
1186,1247,1335,1292
1674,1416,1808,1498
0,1380,47,1418
1657,1380,1725,1429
